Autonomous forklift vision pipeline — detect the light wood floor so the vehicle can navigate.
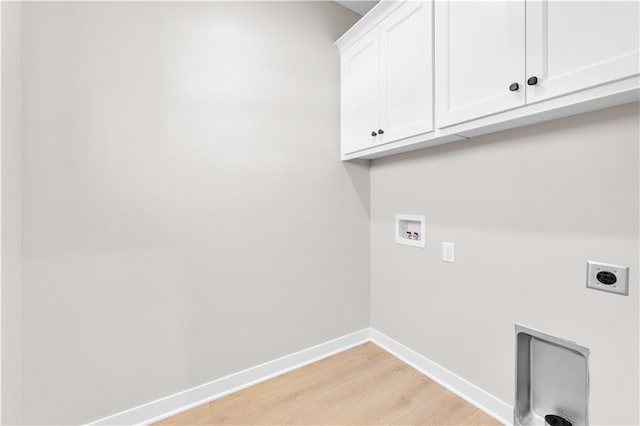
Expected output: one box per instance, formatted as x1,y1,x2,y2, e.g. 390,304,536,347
157,343,501,425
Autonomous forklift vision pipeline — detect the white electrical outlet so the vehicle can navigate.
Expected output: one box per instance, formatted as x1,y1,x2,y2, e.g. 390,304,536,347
442,242,455,263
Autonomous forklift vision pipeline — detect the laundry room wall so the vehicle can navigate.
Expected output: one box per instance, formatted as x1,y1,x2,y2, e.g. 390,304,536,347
1,1,24,423
370,103,639,425
19,2,367,423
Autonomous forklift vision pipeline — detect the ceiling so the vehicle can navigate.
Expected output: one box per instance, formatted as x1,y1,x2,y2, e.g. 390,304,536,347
335,1,379,16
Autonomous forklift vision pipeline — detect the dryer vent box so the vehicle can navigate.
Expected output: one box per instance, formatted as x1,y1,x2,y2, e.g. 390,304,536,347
515,325,590,426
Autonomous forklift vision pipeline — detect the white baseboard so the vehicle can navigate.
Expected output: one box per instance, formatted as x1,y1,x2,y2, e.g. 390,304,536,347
89,328,371,425
370,328,513,425
90,327,513,425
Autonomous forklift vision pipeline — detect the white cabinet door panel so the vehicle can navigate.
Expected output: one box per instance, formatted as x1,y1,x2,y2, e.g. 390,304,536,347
526,1,640,103
379,1,433,143
436,0,525,127
342,31,379,154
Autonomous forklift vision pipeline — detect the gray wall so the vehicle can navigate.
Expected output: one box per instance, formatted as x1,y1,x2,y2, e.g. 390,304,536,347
1,2,23,424
20,2,366,424
370,103,639,425
11,2,640,425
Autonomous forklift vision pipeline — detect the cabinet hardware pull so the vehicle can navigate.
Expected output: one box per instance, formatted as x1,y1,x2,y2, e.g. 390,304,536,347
371,131,377,136
378,129,384,134
509,82,519,92
527,76,539,86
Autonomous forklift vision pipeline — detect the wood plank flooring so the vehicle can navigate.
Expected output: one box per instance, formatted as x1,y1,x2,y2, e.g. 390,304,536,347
157,342,501,425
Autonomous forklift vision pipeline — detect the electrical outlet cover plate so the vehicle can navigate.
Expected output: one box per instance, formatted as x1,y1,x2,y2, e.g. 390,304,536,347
586,261,629,296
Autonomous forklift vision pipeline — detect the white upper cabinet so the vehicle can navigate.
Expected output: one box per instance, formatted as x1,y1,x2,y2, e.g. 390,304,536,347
526,1,640,103
341,31,379,154
379,1,433,143
336,0,639,160
339,1,434,156
435,1,525,127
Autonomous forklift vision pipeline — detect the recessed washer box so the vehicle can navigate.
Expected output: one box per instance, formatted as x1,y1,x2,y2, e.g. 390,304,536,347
395,214,425,248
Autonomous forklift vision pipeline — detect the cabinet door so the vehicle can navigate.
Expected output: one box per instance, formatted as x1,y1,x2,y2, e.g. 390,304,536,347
435,1,525,127
378,1,433,143
341,31,379,154
526,1,640,103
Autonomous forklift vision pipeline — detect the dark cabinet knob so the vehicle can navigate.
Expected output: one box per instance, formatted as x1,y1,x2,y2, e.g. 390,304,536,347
371,131,377,136
527,76,539,86
378,129,384,135
509,82,519,92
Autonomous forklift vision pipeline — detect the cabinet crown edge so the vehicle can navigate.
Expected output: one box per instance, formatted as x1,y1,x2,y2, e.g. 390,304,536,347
335,0,404,51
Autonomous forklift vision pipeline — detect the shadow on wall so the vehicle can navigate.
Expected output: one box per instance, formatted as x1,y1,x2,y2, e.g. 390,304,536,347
370,102,640,238
343,159,371,216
